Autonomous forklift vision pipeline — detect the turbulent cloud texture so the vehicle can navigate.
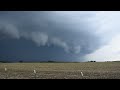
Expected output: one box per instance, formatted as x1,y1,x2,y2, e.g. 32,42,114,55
0,11,120,61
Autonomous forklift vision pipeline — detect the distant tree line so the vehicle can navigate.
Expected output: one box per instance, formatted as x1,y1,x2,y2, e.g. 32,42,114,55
0,61,12,63
18,60,57,63
47,60,56,63
88,61,96,62
19,60,23,63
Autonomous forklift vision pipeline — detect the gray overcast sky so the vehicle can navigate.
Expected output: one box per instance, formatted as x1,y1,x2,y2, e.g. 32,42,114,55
0,11,120,62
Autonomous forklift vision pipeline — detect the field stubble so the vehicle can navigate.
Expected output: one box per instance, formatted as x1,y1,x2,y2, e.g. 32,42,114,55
0,62,120,79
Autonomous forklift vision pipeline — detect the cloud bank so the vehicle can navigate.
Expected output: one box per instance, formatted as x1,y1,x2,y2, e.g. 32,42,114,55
84,11,120,61
1,11,120,61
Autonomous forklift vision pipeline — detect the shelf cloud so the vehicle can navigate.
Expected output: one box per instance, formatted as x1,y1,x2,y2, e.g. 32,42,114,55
0,11,120,61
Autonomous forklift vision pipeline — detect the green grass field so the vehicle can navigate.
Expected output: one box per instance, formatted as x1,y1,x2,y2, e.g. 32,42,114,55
0,62,120,79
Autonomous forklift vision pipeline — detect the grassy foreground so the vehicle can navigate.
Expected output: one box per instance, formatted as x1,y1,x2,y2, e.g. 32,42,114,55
0,62,120,79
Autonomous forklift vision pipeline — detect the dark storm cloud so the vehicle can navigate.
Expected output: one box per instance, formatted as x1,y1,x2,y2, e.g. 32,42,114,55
0,11,102,61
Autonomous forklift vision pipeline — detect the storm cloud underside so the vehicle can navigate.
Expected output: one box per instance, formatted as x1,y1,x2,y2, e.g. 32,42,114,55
0,11,120,61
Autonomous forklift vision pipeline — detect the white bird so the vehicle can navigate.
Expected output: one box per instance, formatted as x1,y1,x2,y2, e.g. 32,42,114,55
81,72,84,77
34,70,36,74
5,68,7,71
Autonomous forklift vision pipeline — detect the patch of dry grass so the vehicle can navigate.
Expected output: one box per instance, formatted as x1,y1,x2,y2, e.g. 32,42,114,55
0,62,120,79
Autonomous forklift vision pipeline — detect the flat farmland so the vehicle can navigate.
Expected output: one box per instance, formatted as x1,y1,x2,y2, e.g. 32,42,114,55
0,62,120,79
